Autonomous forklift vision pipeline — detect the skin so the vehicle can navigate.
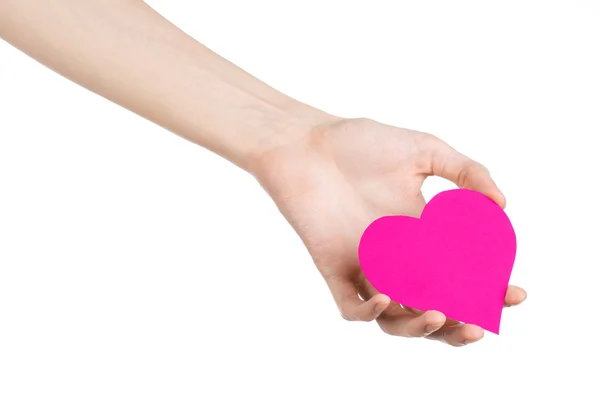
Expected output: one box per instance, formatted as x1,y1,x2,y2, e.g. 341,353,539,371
0,0,526,346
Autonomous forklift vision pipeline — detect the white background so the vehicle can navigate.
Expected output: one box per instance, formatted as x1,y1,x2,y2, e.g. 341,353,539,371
1,1,599,396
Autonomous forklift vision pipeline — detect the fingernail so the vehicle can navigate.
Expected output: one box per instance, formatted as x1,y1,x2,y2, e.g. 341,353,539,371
425,324,441,334
520,291,528,301
462,340,472,346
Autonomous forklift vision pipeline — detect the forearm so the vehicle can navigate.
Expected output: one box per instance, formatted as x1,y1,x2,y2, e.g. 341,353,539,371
0,0,331,170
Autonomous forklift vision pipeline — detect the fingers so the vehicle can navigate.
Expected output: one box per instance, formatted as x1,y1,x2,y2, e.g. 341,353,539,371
402,287,525,345
505,285,527,307
379,310,446,337
325,273,391,321
342,294,390,322
428,323,485,346
423,137,506,208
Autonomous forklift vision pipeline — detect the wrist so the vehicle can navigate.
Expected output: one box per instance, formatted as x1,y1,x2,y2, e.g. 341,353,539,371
240,101,339,174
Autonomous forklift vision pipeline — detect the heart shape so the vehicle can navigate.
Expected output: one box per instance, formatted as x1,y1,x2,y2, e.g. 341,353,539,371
358,189,516,334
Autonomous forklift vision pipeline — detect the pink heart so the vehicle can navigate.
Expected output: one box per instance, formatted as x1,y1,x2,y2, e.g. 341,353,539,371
358,189,516,334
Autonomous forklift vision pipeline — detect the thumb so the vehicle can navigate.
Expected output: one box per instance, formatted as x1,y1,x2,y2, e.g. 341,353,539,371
426,139,506,208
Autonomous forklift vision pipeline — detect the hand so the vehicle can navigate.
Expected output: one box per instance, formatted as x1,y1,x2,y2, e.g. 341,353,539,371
252,117,526,346
0,0,524,346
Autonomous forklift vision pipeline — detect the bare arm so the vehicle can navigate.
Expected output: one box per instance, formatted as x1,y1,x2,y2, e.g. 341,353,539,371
0,0,331,170
0,0,526,345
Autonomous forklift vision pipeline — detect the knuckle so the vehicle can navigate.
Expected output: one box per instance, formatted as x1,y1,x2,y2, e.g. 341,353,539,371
340,309,355,322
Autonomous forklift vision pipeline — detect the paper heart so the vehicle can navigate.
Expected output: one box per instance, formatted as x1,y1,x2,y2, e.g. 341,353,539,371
358,189,516,334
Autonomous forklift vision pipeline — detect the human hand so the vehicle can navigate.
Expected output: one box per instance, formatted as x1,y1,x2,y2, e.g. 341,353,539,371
0,0,525,347
252,117,526,346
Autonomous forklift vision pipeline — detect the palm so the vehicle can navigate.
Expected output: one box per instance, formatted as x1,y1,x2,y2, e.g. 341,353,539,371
256,118,525,346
